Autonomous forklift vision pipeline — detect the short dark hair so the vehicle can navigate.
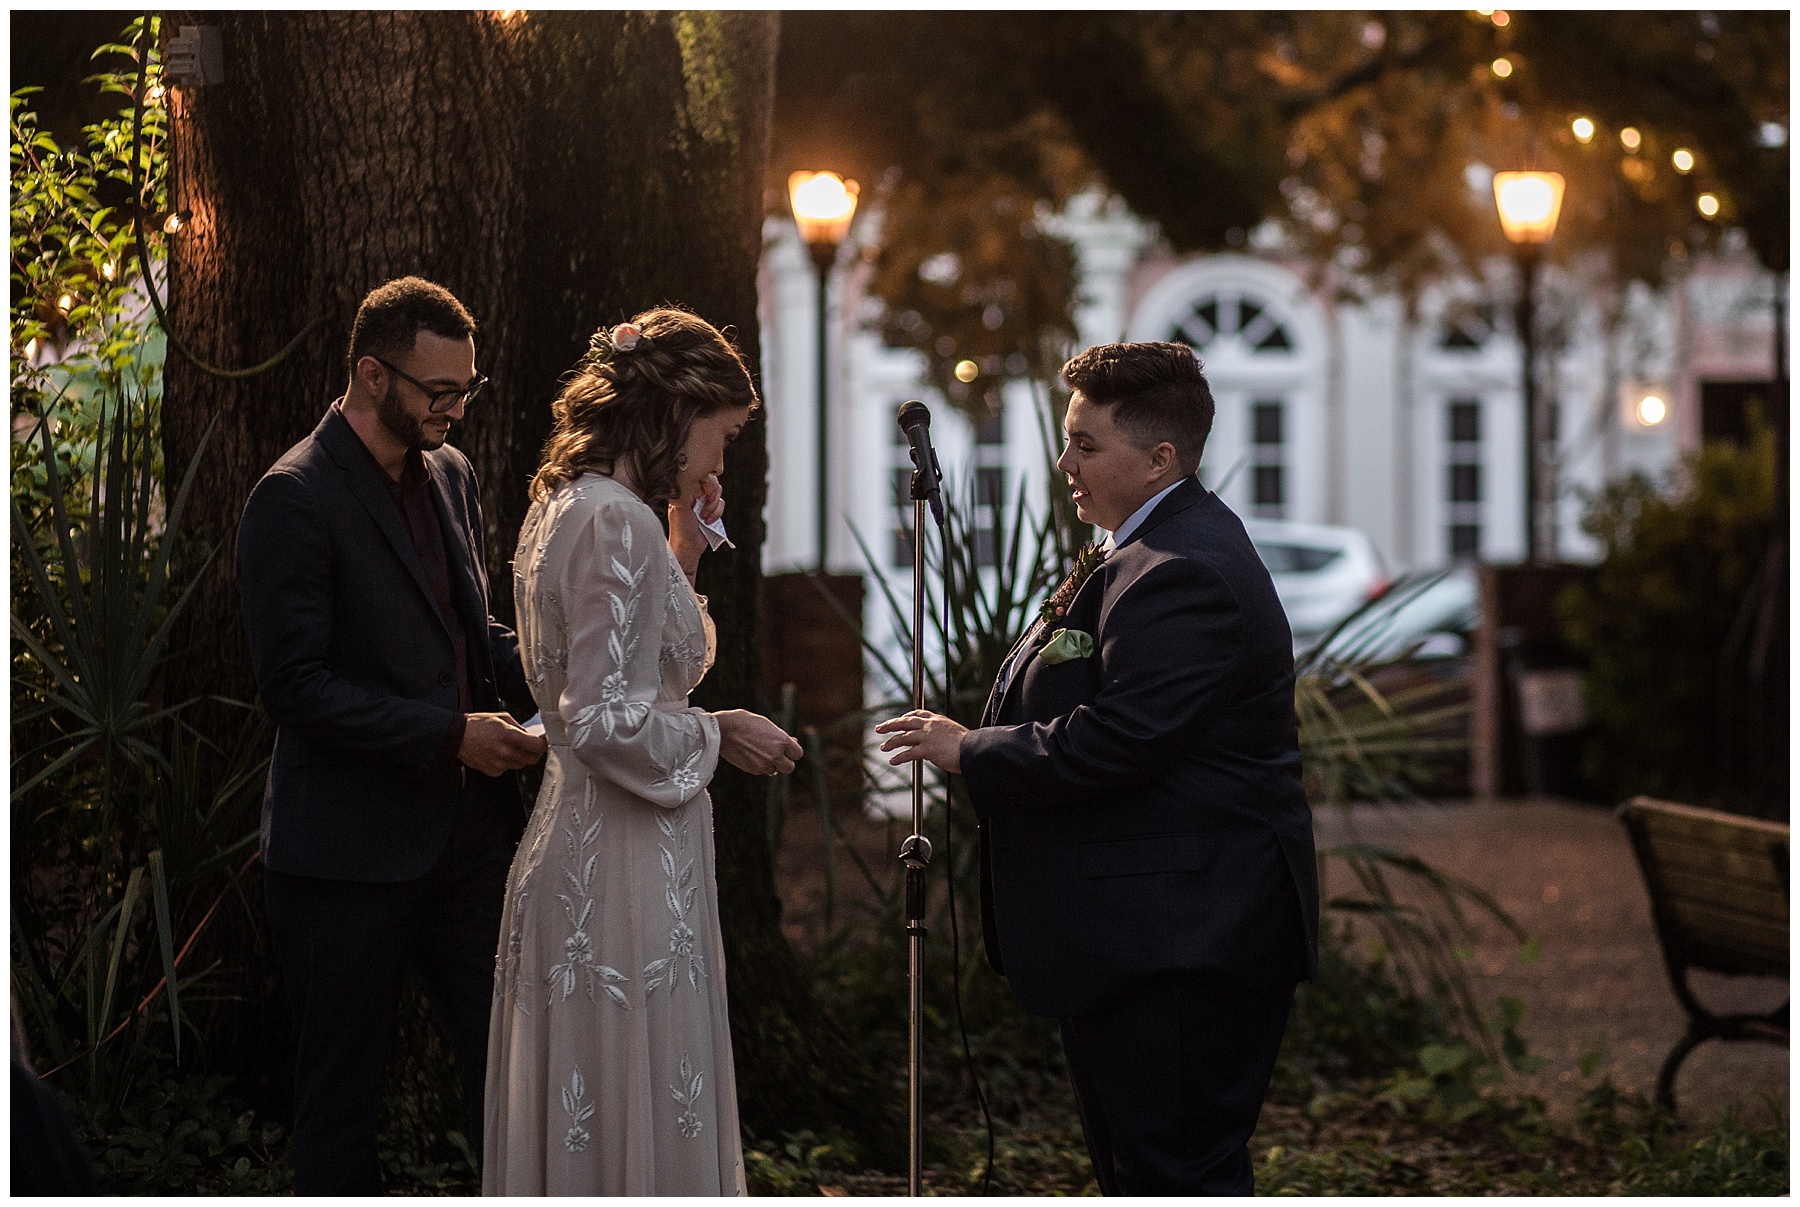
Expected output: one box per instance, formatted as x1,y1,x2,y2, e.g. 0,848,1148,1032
347,277,477,373
1060,341,1214,473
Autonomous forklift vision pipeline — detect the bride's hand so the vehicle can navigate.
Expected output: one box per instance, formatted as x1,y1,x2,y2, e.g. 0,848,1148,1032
667,474,722,580
715,709,803,777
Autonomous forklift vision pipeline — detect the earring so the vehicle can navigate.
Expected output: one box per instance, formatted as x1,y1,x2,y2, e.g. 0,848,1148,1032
677,453,689,470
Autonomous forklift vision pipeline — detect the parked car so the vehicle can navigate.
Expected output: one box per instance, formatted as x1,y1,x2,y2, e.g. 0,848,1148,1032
1318,565,1481,661
1242,518,1389,650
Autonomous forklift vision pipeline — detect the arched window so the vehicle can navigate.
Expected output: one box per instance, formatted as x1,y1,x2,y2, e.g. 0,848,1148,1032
1169,290,1296,355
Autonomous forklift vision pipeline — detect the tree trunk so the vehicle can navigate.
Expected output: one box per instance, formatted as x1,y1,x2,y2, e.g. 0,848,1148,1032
163,9,899,1162
162,10,529,702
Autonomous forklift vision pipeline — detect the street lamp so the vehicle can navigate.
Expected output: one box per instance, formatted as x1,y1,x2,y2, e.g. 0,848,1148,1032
1493,170,1565,563
788,170,860,572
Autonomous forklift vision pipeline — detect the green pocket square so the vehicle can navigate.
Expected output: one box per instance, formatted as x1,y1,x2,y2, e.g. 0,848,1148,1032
1038,627,1094,665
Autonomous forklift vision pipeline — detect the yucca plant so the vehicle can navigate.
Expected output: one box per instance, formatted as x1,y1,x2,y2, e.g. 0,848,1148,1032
10,384,261,1096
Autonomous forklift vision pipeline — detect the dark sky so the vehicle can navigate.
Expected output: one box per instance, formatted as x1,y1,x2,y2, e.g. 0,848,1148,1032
12,11,141,145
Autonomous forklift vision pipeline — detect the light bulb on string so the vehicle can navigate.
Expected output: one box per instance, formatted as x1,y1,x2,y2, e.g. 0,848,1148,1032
1571,117,1595,143
1620,127,1641,151
162,210,191,234
1697,193,1720,218
1491,57,1514,78
101,260,117,281
58,293,75,312
1672,148,1694,173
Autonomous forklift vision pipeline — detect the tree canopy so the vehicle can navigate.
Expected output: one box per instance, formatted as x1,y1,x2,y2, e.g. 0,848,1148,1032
774,10,1788,411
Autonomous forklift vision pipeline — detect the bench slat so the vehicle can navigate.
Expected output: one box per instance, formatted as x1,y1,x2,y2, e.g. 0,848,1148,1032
1641,832,1787,879
1663,903,1789,967
1621,796,1790,976
1648,865,1789,919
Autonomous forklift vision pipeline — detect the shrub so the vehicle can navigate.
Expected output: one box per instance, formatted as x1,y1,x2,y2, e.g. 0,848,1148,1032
1559,424,1778,807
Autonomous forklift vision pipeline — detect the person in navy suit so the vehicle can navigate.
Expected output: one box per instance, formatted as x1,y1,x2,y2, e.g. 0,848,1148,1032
236,277,547,1194
877,341,1318,1196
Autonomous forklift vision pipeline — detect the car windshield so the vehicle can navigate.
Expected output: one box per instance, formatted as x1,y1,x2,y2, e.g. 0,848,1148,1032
1254,542,1342,574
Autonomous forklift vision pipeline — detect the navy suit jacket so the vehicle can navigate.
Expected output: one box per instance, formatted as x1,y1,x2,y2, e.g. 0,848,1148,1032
960,476,1319,1017
236,406,533,882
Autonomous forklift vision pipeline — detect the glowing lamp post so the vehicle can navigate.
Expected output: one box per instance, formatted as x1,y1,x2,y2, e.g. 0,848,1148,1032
1493,170,1565,563
789,170,860,571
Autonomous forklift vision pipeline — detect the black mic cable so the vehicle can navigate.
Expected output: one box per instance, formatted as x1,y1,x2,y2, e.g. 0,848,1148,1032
932,491,995,1197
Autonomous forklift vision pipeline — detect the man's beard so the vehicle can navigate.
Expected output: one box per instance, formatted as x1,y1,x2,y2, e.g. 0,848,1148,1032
376,381,448,452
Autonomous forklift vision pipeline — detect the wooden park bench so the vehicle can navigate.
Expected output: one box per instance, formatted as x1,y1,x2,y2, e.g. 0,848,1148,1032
1618,796,1788,1114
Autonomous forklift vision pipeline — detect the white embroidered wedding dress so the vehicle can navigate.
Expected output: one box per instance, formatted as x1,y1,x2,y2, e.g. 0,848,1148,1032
484,473,745,1196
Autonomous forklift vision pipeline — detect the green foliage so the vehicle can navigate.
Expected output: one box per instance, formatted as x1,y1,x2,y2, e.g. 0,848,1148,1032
1277,921,1447,1092
65,1069,291,1195
11,18,167,409
10,386,263,1100
743,1129,860,1195
1607,1118,1789,1196
1577,1081,1790,1196
1558,423,1777,804
11,44,287,1186
868,177,1080,419
1258,1139,1434,1196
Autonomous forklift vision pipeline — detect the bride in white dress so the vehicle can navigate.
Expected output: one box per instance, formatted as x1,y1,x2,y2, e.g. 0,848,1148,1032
484,309,802,1196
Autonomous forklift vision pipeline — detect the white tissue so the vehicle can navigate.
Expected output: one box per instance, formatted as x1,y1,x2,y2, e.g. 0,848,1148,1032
693,497,733,550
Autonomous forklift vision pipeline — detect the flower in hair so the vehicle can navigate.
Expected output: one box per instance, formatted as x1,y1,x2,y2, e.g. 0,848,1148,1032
585,322,654,367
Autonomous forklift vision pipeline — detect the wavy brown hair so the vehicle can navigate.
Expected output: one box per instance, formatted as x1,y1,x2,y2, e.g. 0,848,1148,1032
530,307,760,504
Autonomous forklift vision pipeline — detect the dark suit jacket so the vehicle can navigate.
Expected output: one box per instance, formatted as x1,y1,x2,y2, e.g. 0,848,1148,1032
236,406,533,883
960,476,1319,1018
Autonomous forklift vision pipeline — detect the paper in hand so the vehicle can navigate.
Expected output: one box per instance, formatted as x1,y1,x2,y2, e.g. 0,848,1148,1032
521,713,547,738
693,497,733,551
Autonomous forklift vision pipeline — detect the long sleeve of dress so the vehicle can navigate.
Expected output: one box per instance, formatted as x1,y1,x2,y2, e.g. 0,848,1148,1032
558,496,722,808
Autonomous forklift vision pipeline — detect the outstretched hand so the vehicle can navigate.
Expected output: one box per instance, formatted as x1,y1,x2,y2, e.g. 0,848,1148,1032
874,710,967,774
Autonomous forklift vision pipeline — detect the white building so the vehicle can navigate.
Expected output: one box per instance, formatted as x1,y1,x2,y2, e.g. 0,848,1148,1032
756,189,1782,682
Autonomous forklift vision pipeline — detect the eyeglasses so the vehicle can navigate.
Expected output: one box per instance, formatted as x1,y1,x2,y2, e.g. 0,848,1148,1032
372,356,489,414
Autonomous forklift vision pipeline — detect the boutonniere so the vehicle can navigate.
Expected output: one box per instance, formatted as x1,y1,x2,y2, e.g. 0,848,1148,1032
1037,627,1094,665
1039,542,1105,626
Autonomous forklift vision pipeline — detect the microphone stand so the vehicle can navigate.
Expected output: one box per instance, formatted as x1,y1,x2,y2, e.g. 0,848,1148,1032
894,399,942,1196
899,484,933,1198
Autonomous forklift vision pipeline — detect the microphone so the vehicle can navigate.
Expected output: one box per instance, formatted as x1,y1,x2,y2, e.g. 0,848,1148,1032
896,400,945,527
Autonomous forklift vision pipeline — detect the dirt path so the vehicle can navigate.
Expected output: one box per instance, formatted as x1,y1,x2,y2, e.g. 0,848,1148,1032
1313,798,1786,1128
773,796,1787,1130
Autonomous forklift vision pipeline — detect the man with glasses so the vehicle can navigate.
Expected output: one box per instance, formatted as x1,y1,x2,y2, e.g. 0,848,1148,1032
237,276,546,1194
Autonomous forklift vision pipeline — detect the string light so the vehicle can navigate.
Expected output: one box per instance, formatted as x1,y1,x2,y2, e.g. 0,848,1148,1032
1491,57,1514,78
58,293,75,312
1571,117,1595,143
162,210,191,234
1619,127,1642,151
101,260,118,281
146,83,164,103
1491,9,1510,26
1696,193,1720,218
1671,148,1695,173
1636,395,1667,426
954,359,980,383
